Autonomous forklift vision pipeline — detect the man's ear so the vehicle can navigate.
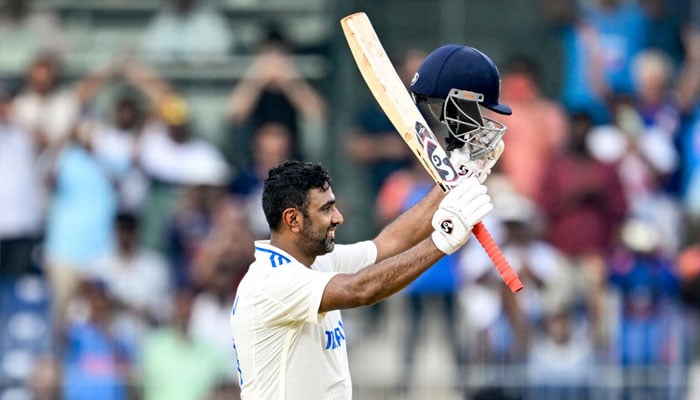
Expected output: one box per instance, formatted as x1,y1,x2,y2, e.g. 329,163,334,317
282,208,303,233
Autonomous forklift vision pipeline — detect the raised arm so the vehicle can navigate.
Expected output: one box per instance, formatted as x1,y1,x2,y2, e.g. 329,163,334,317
73,59,120,106
122,60,174,110
320,238,443,312
224,54,269,124
271,51,328,123
225,46,328,125
320,177,492,312
372,185,443,262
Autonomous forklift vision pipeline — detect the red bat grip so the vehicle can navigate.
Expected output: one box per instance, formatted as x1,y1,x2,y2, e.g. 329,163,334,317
472,221,524,293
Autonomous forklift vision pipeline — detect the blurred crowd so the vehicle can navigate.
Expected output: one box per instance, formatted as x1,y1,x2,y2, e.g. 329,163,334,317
2,0,700,399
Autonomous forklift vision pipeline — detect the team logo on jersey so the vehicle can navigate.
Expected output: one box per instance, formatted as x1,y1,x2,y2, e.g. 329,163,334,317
255,246,291,268
324,320,346,350
414,121,459,184
440,219,454,234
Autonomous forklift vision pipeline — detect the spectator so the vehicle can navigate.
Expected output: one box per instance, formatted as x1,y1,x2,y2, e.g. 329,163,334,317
628,49,681,177
141,286,228,400
538,110,628,258
0,0,68,74
587,49,686,253
12,53,115,152
536,110,627,345
187,205,253,383
526,304,594,400
497,55,567,202
89,93,149,212
10,58,118,281
11,53,78,150
123,61,231,187
138,107,230,186
225,26,328,168
543,0,612,124
121,61,231,250
545,0,647,122
585,0,647,96
459,190,567,362
92,212,172,348
140,0,234,63
166,183,231,289
61,279,135,400
16,56,150,213
229,121,294,238
0,84,44,279
623,50,684,251
344,48,426,199
43,121,118,330
188,199,254,291
189,262,246,383
607,218,683,399
228,122,294,196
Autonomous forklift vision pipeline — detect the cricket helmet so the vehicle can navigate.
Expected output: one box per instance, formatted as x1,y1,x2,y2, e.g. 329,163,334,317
410,45,510,154
410,44,511,115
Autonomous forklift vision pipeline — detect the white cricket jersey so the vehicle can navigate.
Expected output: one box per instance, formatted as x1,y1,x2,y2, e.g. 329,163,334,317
231,240,377,400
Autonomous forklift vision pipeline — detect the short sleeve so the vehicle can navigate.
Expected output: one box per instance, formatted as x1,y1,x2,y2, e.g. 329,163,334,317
316,241,377,274
259,265,338,326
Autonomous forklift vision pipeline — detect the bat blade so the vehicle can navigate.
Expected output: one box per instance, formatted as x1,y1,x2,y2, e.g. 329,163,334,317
341,12,461,192
341,12,523,293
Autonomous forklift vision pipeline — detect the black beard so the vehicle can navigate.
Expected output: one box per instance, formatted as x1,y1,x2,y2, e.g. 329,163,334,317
300,226,335,256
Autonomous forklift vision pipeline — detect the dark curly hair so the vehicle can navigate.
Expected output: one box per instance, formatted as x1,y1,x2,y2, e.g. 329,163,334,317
262,160,332,231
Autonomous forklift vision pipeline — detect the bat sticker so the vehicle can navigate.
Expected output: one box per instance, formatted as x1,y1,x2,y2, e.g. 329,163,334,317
414,121,459,184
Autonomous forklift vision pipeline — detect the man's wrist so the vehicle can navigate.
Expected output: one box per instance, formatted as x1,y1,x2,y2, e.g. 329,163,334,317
431,230,461,255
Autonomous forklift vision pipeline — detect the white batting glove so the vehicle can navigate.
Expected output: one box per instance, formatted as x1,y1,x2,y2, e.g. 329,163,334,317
449,140,505,184
431,176,493,254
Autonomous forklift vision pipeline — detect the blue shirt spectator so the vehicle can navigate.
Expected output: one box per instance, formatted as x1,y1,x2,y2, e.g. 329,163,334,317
44,144,116,268
582,1,646,96
608,220,681,366
62,279,134,400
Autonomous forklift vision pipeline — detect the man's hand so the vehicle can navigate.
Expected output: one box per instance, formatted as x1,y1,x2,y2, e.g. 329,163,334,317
450,140,505,183
431,176,493,254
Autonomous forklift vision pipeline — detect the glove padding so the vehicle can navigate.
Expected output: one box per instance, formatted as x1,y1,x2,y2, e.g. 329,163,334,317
449,140,505,184
431,176,493,254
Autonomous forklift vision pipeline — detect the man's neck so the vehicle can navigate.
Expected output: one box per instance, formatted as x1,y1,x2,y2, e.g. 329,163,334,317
269,234,316,268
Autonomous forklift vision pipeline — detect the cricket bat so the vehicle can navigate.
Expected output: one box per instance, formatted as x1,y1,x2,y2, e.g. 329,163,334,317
341,12,523,293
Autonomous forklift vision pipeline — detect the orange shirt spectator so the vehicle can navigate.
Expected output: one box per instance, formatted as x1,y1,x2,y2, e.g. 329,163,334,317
498,56,567,201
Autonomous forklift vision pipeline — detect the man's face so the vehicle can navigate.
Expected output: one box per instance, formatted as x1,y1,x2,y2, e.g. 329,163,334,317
116,101,140,130
298,187,343,256
253,123,292,173
29,61,56,95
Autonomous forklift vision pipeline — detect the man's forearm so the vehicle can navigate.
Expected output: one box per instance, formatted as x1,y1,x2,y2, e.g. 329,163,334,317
373,185,444,261
319,238,443,312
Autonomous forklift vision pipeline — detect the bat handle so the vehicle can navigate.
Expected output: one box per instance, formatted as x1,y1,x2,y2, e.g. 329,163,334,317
472,221,524,293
